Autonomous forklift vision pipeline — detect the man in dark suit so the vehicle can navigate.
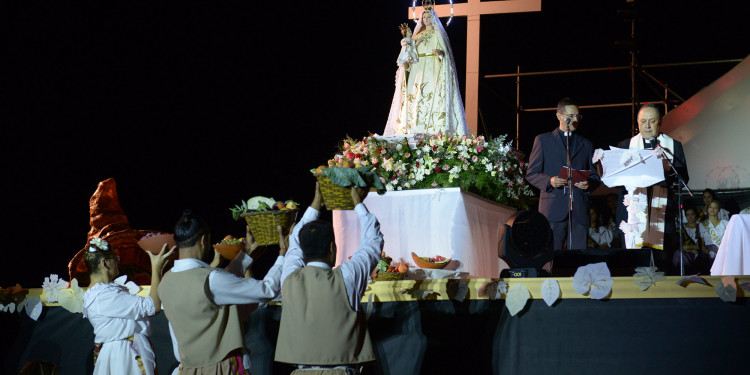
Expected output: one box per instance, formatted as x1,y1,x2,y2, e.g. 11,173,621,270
526,98,600,250
615,104,689,270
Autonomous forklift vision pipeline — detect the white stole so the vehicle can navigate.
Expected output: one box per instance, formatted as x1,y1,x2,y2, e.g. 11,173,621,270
628,133,675,161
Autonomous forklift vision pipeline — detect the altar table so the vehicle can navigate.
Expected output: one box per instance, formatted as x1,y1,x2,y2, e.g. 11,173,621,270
332,188,516,278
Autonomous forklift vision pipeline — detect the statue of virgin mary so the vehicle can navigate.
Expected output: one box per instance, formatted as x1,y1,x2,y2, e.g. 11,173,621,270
383,7,468,136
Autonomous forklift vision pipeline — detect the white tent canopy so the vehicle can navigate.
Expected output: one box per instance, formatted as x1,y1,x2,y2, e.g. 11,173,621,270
661,54,750,191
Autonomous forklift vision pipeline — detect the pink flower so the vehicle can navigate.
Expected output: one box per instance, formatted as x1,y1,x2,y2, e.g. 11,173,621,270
508,182,514,187
343,143,351,150
380,148,386,155
347,152,355,160
442,165,450,171
431,182,438,187
433,158,440,164
477,146,483,153
379,177,386,184
371,157,378,164
404,152,411,158
472,155,478,162
520,161,525,168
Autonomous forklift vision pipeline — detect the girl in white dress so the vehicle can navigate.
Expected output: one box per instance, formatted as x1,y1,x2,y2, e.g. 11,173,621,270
702,200,729,259
82,237,175,375
587,207,613,248
673,207,712,274
699,189,730,221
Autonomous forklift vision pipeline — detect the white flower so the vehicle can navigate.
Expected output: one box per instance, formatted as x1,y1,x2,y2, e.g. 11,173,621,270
396,144,403,151
619,220,646,236
42,274,68,303
592,148,604,163
89,237,109,252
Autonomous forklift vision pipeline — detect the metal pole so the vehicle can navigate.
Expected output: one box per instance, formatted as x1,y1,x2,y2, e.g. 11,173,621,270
520,102,654,112
630,15,637,136
483,59,742,79
516,65,520,150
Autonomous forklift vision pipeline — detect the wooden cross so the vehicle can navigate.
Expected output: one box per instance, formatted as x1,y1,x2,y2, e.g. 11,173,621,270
409,0,541,135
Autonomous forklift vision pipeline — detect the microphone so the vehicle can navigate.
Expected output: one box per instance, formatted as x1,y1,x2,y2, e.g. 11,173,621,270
564,117,571,133
645,136,657,150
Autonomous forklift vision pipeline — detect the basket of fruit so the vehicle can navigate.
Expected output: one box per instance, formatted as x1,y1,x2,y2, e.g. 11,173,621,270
411,252,451,269
213,235,245,260
137,232,177,255
312,165,385,211
315,174,356,210
373,252,408,281
231,196,298,246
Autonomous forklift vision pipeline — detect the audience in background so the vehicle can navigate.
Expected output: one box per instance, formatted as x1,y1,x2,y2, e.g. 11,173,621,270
702,200,729,260
673,207,711,275
601,194,623,248
699,189,729,222
587,207,613,249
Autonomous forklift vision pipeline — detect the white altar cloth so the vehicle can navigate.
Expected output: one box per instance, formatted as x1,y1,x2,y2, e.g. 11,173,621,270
332,188,516,278
711,214,750,275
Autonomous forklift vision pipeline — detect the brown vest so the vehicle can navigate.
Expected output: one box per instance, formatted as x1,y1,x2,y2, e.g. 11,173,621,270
275,266,375,365
158,267,245,368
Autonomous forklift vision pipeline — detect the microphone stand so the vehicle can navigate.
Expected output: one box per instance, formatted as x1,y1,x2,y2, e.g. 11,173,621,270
656,144,692,275
566,121,574,251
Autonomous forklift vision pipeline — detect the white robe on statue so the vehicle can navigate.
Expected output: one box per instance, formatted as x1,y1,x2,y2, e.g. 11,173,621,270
83,283,157,375
384,9,468,136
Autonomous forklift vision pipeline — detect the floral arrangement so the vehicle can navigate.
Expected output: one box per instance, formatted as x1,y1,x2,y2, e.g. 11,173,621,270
326,134,533,207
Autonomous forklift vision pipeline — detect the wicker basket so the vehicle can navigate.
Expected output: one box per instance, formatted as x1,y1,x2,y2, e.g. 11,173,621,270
241,209,298,246
315,173,355,210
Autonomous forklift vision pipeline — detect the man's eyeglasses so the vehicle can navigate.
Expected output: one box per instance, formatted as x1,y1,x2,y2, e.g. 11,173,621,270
561,114,583,120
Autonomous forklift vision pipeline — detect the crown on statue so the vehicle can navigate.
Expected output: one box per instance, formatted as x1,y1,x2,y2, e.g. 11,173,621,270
422,0,435,11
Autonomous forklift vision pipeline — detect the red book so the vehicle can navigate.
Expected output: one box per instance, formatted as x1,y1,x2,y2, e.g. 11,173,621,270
557,166,591,185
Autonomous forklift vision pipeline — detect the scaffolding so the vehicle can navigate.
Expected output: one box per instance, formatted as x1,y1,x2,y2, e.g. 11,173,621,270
483,58,743,150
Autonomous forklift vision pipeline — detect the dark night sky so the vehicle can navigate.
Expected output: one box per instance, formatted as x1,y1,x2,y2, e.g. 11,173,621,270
3,0,748,287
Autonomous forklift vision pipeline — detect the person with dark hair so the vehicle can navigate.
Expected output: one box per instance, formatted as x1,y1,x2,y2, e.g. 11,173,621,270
82,237,175,375
615,104,689,270
702,200,728,260
699,188,729,221
276,183,382,374
158,210,287,374
526,98,600,250
673,206,711,274
587,207,613,248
